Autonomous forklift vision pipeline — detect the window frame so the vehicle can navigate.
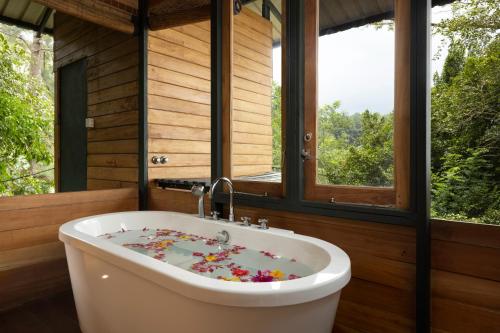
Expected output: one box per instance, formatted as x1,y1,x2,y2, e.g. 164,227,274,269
210,0,426,226
221,0,286,198
303,0,411,208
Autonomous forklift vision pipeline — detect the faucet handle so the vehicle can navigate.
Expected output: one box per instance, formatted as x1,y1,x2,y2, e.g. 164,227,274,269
257,218,269,230
240,216,252,227
211,211,220,221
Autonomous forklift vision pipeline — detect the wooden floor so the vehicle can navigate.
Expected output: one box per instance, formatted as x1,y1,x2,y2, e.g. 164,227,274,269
0,291,81,333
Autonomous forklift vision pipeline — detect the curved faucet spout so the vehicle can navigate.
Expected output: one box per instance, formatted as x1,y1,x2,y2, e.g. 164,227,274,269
209,177,234,222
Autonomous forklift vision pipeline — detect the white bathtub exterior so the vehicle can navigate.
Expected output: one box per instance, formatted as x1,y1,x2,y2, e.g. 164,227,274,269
60,211,351,333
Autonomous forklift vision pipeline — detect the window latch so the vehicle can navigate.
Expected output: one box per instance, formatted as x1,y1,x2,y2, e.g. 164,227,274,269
301,149,311,160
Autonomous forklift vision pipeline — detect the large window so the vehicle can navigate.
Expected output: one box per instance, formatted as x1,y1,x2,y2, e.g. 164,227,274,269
0,23,55,196
303,0,410,207
223,0,285,197
209,0,498,225
430,0,499,225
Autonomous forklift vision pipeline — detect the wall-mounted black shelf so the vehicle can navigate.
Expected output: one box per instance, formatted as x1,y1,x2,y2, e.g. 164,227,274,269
156,179,209,192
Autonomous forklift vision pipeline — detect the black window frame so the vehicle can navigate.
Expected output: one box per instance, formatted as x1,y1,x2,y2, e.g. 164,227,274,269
210,0,430,228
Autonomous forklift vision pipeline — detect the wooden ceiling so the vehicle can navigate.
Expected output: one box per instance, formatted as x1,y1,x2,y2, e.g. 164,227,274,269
148,0,211,31
1,0,454,37
0,0,54,33
0,0,137,34
149,0,210,16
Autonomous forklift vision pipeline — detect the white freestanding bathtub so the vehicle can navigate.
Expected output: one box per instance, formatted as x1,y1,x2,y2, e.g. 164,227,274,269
59,211,351,333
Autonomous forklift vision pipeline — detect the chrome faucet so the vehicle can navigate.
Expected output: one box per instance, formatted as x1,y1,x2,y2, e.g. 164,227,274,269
209,177,235,222
191,184,206,219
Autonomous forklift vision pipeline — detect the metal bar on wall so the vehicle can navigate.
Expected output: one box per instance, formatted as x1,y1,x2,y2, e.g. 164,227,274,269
411,0,432,331
262,0,271,19
138,0,148,210
0,15,54,35
211,0,224,213
284,0,303,206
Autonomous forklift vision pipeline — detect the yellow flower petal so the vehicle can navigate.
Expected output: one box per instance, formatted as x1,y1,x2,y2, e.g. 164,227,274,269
221,276,241,282
270,270,284,279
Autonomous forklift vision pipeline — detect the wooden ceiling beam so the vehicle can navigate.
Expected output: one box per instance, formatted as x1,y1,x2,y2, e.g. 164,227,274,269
149,4,211,31
149,0,210,15
33,0,135,34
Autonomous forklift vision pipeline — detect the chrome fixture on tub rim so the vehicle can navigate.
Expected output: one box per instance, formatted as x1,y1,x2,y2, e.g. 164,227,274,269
209,177,235,223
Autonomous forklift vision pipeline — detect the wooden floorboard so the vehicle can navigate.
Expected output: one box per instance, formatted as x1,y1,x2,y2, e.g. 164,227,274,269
0,291,81,333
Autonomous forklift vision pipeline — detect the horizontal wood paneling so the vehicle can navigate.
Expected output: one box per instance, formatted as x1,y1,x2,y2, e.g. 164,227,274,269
88,154,139,168
147,153,211,168
148,95,210,116
0,189,138,310
149,124,210,141
148,11,274,182
147,22,211,184
148,35,210,67
149,139,210,154
54,13,139,189
0,259,71,313
88,125,138,142
88,140,138,154
149,188,210,215
431,219,500,332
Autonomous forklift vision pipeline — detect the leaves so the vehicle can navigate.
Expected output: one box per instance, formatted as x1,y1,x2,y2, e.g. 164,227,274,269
431,1,499,224
0,30,54,195
271,82,282,170
316,104,394,187
434,0,500,56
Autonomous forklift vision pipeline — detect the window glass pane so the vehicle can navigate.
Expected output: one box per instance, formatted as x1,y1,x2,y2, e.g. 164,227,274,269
316,2,395,188
0,23,55,196
430,1,499,225
231,1,283,184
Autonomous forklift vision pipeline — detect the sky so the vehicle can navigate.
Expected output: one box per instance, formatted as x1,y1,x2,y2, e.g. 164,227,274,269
272,5,452,115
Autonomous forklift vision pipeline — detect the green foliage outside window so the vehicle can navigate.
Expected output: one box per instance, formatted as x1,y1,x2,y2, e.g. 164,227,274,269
269,0,498,224
0,28,54,196
316,104,393,187
271,82,282,171
430,0,499,224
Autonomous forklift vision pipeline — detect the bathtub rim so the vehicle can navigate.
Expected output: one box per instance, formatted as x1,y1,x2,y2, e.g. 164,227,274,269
59,210,351,307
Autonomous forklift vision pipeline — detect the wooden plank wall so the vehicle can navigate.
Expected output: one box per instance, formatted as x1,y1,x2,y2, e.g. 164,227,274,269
147,20,212,181
150,187,500,332
53,13,139,190
147,8,274,181
0,188,138,311
232,207,417,333
232,8,274,178
34,0,137,34
431,220,500,332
